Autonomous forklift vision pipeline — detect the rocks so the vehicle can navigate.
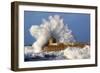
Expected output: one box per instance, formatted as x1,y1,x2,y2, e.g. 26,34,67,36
24,45,90,61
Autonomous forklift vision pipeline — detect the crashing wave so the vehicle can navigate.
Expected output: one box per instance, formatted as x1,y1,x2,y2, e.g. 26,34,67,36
63,45,90,59
29,15,75,53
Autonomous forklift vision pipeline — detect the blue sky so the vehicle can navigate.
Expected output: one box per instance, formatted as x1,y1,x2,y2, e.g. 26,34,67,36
24,11,90,45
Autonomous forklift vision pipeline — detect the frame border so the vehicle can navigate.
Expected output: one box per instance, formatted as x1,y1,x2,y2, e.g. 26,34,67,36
11,1,98,71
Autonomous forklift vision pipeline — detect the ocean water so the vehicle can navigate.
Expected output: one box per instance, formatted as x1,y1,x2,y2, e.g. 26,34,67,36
24,52,65,61
24,45,90,62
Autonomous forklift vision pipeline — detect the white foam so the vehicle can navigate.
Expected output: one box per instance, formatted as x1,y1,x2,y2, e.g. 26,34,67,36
29,15,75,53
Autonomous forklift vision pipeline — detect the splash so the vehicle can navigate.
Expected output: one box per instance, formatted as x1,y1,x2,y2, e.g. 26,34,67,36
29,15,75,53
